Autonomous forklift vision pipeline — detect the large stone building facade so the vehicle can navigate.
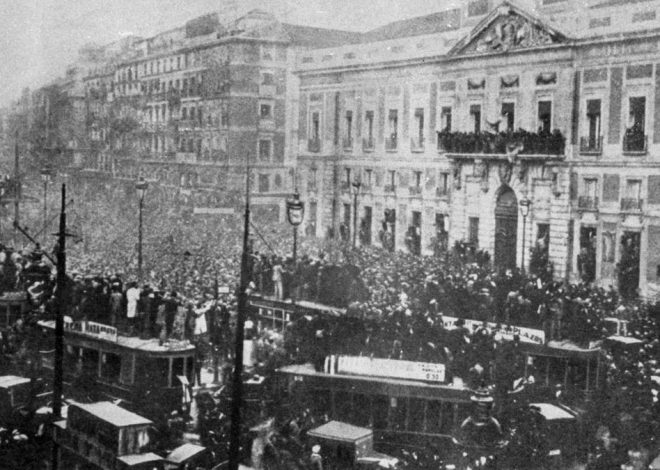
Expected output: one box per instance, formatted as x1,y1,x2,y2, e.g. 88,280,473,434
294,0,660,299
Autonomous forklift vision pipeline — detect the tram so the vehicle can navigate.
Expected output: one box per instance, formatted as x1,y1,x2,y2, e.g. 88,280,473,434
37,319,195,417
248,294,345,333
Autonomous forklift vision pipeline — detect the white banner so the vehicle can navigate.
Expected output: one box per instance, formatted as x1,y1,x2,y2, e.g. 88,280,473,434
442,316,545,345
334,355,445,383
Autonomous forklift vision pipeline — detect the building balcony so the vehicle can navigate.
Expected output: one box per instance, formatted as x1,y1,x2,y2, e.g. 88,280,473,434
621,198,643,212
437,129,566,158
384,184,396,194
362,137,374,151
385,135,398,151
578,196,599,211
308,138,321,153
342,137,353,150
409,186,423,196
579,136,603,156
623,132,647,155
411,136,425,152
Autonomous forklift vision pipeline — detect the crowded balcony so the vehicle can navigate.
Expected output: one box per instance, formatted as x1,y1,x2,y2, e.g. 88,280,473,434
362,137,374,151
579,136,603,156
308,138,321,153
622,130,647,155
578,196,599,211
621,198,643,212
437,129,566,160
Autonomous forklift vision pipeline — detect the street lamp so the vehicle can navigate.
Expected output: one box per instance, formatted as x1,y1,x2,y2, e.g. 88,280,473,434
136,177,149,282
519,198,532,273
41,168,51,237
351,177,362,248
286,190,304,301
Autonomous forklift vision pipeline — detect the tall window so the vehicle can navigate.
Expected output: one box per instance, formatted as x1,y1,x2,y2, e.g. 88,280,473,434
468,217,479,246
626,179,642,201
501,102,515,132
258,174,269,193
258,140,272,161
365,110,374,147
628,96,646,132
389,170,396,187
538,100,552,133
365,168,373,187
413,108,424,148
387,109,398,148
441,106,452,132
260,103,273,119
414,171,422,188
345,167,352,185
586,99,601,146
345,110,353,146
439,172,449,196
262,72,274,85
470,104,481,133
311,111,320,141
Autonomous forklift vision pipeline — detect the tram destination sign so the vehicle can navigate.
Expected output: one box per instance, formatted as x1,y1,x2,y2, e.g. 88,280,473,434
329,355,445,383
64,320,118,342
442,316,545,345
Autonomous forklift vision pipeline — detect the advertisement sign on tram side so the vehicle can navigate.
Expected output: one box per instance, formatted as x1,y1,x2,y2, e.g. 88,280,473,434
327,355,446,383
442,315,545,345
64,320,118,342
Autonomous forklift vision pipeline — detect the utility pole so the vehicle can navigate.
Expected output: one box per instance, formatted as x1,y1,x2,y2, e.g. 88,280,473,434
13,131,20,240
51,183,66,470
228,153,250,470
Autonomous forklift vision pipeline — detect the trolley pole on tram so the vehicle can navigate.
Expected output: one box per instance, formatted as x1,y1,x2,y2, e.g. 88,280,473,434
51,183,67,470
228,154,251,470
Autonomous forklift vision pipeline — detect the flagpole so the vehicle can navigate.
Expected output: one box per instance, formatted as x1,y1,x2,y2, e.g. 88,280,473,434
228,152,250,470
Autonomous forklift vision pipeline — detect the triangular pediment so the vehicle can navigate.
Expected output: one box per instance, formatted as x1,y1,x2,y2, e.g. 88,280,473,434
449,2,569,56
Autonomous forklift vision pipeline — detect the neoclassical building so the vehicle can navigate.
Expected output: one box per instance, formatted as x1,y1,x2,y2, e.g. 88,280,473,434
294,0,660,299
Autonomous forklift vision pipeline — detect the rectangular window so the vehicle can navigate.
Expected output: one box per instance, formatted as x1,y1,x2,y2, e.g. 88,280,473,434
587,99,601,144
345,110,353,145
441,106,452,132
262,72,274,85
260,103,272,119
628,96,646,132
626,179,642,200
345,167,352,185
311,111,320,141
439,172,449,196
389,170,396,187
414,108,424,147
388,109,398,148
583,178,599,204
538,100,552,133
501,102,515,132
258,174,269,193
470,104,481,133
414,171,422,188
365,110,374,141
258,140,271,161
365,169,373,187
190,107,195,121
468,217,479,246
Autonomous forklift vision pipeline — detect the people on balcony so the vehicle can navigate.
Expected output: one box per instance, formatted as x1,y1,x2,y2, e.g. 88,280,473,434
438,128,565,155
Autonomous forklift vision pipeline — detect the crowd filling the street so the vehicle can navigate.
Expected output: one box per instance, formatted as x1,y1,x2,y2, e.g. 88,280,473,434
0,179,657,470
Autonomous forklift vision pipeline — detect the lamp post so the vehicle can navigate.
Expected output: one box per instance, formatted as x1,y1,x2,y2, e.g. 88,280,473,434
41,168,51,237
135,177,149,282
351,177,362,248
286,190,304,301
519,198,532,273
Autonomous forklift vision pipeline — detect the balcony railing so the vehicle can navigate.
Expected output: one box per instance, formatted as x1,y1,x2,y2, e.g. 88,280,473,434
579,136,603,156
437,129,565,155
621,198,643,212
342,137,353,150
411,137,425,152
362,137,374,151
623,132,647,155
409,186,423,196
578,196,599,210
384,184,396,193
385,135,398,151
308,138,321,153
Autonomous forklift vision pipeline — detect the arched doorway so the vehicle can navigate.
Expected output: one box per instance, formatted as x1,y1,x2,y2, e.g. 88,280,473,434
495,187,518,270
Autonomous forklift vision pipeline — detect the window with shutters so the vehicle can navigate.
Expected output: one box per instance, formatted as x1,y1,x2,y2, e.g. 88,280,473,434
624,96,647,153
441,106,452,132
412,108,425,150
581,99,602,154
501,102,515,132
470,104,482,133
579,178,599,210
258,174,269,193
622,179,643,211
258,139,272,161
387,110,398,150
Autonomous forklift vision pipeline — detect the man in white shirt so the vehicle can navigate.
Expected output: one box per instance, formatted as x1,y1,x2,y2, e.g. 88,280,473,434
126,282,141,335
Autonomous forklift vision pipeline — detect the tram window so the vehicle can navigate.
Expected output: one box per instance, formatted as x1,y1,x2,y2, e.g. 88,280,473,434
100,352,121,381
439,402,455,434
335,391,353,422
81,348,100,375
567,358,587,391
186,356,194,383
391,397,408,431
372,395,389,430
353,393,372,427
136,358,168,388
172,358,184,381
408,399,426,432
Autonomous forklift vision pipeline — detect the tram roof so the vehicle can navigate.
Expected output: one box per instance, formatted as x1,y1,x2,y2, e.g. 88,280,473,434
0,375,30,388
73,401,152,427
118,453,163,466
166,443,207,463
308,420,373,443
38,320,195,353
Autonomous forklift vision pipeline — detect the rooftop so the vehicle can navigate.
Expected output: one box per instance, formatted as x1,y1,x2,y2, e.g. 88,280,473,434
73,402,152,428
0,376,30,389
308,420,373,443
166,443,207,463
